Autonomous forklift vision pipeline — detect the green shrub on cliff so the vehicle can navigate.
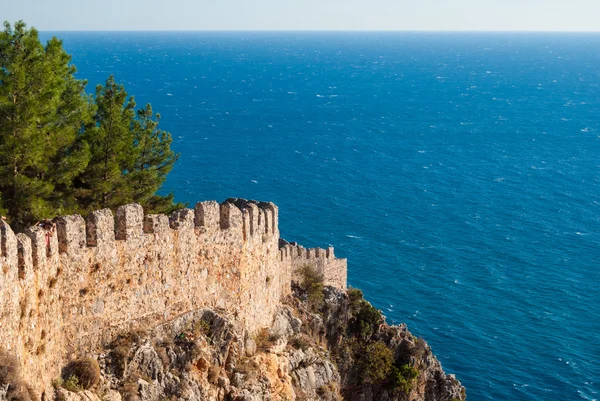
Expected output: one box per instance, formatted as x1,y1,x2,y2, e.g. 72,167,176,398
358,341,394,384
347,287,364,307
353,340,419,392
350,299,383,340
297,264,325,311
389,364,418,394
0,21,181,229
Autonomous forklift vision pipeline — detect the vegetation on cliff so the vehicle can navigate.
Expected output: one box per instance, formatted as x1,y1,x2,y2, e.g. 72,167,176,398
294,267,464,400
0,349,36,401
0,21,180,230
1,266,464,401
0,21,465,401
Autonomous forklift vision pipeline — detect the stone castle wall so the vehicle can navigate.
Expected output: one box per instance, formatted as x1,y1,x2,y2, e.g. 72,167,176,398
0,198,346,394
280,241,347,289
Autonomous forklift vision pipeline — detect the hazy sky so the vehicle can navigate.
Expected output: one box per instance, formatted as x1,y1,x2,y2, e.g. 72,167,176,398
4,0,600,31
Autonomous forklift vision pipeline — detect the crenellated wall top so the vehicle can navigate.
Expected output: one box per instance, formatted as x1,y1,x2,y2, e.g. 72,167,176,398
0,199,280,260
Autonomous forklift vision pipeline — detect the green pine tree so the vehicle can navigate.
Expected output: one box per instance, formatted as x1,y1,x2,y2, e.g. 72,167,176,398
0,22,182,226
76,75,136,211
0,21,93,229
129,104,181,213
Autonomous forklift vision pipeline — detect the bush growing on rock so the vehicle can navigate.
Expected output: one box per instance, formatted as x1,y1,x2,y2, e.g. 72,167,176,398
297,264,325,311
119,380,140,401
194,319,211,337
0,350,20,388
254,328,280,352
412,337,429,359
316,382,339,400
359,341,394,384
54,375,82,392
61,358,101,390
0,349,36,401
234,357,260,382
289,335,310,351
389,364,419,394
347,287,364,308
350,300,383,340
109,329,147,377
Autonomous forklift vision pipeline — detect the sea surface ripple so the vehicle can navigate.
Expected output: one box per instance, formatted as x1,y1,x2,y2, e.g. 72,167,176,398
46,32,600,401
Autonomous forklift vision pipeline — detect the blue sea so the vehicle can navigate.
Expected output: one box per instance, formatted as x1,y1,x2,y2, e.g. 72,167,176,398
45,31,600,401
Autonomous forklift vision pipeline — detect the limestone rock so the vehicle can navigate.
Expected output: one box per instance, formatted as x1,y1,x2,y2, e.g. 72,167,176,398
0,199,346,394
136,379,159,401
244,336,257,357
270,307,302,338
124,344,164,381
0,385,8,401
100,390,122,401
55,389,101,401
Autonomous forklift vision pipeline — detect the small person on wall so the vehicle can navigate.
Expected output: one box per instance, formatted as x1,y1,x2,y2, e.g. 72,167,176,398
35,218,57,248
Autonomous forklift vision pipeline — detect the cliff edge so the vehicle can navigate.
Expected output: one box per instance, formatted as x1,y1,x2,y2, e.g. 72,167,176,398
0,198,465,401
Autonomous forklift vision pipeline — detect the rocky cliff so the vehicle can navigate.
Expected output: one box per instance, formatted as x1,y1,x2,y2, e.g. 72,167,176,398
0,199,465,401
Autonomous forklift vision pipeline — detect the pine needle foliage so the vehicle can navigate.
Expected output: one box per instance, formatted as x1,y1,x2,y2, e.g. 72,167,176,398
0,21,93,229
0,21,182,228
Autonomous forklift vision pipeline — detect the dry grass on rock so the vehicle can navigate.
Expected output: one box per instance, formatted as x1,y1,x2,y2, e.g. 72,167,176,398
62,358,101,390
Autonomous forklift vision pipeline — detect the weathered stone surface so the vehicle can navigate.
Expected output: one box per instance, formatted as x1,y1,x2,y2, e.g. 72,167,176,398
0,384,8,401
270,307,302,338
0,199,347,397
115,204,144,241
88,292,464,401
124,344,164,380
0,197,464,401
137,379,160,401
55,389,101,401
281,239,347,289
56,214,87,255
87,209,115,247
289,348,339,392
244,336,257,357
101,390,122,401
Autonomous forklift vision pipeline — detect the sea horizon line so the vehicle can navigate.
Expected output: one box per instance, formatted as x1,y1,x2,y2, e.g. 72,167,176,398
38,29,600,34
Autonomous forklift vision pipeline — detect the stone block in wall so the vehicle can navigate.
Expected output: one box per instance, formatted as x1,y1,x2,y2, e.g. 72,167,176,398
56,215,86,255
170,209,195,258
294,246,303,258
0,220,17,262
115,204,144,242
315,248,325,258
326,247,335,259
219,202,243,230
143,214,170,234
24,227,47,268
16,233,33,280
228,199,263,241
246,203,260,237
194,201,220,232
240,208,251,241
87,209,115,247
284,241,348,290
257,202,278,236
169,209,195,231
322,259,348,290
